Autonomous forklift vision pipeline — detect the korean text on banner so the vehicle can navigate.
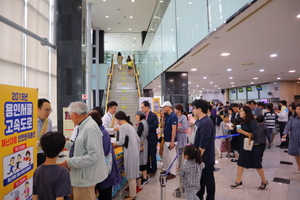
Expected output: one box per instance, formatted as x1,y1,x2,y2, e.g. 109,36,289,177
0,84,38,200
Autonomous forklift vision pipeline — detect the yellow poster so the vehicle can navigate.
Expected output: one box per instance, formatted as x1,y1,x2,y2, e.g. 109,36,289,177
153,98,160,115
0,84,38,200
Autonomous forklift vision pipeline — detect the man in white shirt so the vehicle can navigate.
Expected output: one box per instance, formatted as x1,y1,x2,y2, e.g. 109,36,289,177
102,101,119,136
276,100,289,148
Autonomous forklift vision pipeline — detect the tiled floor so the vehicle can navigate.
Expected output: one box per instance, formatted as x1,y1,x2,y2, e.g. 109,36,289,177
112,128,300,200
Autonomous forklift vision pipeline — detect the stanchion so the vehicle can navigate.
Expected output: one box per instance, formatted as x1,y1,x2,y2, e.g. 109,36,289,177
159,174,167,200
172,147,185,199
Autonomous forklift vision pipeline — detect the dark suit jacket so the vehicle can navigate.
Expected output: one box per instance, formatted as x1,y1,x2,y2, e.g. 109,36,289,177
146,111,159,145
209,115,216,127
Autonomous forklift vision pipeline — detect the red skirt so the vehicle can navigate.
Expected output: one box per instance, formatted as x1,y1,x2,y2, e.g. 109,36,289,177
220,139,231,152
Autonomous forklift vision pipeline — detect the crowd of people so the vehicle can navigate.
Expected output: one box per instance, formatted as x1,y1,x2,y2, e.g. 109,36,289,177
32,97,300,200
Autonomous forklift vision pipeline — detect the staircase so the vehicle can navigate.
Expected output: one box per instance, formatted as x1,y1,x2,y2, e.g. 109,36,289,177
109,64,139,125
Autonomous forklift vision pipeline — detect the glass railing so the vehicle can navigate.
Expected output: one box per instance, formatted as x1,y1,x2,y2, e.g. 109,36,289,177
138,0,257,88
102,54,114,113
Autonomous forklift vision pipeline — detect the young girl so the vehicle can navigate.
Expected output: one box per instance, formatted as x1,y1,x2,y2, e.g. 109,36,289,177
220,115,232,158
179,145,205,200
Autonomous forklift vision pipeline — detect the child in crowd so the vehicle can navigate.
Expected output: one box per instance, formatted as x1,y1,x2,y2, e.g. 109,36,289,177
220,115,232,158
179,145,205,200
230,118,241,162
256,115,272,160
33,131,72,200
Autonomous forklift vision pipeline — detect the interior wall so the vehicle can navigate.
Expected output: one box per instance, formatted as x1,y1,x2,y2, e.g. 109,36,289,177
279,81,300,103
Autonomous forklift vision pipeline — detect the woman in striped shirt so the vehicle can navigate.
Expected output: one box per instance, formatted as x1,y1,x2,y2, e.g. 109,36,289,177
282,104,300,174
264,104,276,148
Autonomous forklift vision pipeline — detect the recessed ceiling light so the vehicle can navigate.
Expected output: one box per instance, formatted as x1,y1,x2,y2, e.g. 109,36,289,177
210,82,213,84
191,68,197,71
218,88,220,90
158,86,161,87
289,70,296,73
108,28,110,30
129,28,131,30
134,37,136,39
227,68,232,71
230,82,234,84
221,53,230,56
251,82,254,84
260,69,264,72
277,77,281,80
169,79,174,82
229,77,233,79
106,16,109,18
253,77,258,79
297,14,300,18
160,0,163,2
214,85,217,87
189,2,192,4
171,29,174,31
188,82,191,84
207,89,209,91
203,77,207,79
182,73,187,76
270,54,277,57
131,0,135,2
103,0,106,1
298,78,300,80
130,16,133,18
177,18,180,20
193,90,195,91
197,85,199,87
232,85,234,87
202,88,205,89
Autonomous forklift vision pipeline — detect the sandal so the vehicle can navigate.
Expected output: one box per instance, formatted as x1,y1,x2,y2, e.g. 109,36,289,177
258,181,269,190
230,181,243,188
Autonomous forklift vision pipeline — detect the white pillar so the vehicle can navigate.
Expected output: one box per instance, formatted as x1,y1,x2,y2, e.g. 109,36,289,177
95,28,100,106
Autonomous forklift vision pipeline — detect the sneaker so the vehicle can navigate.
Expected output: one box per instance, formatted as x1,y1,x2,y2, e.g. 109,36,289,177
136,186,143,193
231,159,238,162
166,174,176,180
142,177,149,185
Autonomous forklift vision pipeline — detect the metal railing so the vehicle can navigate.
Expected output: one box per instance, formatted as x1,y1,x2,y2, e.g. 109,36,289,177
132,54,142,97
104,54,114,113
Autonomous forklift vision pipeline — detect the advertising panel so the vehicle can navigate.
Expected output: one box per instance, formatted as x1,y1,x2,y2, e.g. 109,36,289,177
0,84,37,199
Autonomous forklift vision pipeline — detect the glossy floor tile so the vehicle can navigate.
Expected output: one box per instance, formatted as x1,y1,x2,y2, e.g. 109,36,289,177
112,127,300,200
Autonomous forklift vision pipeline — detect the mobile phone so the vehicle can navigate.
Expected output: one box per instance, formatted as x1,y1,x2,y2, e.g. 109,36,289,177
168,146,171,150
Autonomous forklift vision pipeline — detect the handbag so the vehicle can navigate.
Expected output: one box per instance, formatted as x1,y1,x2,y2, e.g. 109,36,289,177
243,137,254,151
105,144,113,174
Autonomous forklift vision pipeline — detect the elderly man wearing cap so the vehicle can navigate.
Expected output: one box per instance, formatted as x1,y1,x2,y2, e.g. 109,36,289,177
161,101,178,180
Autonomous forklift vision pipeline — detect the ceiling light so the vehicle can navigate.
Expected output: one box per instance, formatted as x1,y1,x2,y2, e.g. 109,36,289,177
232,85,235,87
191,68,197,71
229,77,233,79
202,88,205,89
214,85,217,87
193,90,195,91
106,16,109,18
218,88,220,90
297,14,300,18
210,82,213,84
134,37,136,39
221,53,230,56
270,54,277,57
227,68,232,71
131,0,135,2
108,28,110,30
130,16,133,18
298,78,300,80
253,77,258,79
207,89,209,91
129,28,131,30
169,79,174,82
251,82,254,84
177,18,180,20
289,70,296,73
160,0,163,2
158,86,161,87
259,69,264,72
189,2,192,4
197,85,199,87
203,77,207,79
171,29,174,31
182,73,187,76
230,82,234,84
277,77,281,80
103,0,106,1
188,82,191,84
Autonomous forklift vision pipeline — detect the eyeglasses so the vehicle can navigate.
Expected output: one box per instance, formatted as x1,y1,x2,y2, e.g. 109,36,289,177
41,108,53,113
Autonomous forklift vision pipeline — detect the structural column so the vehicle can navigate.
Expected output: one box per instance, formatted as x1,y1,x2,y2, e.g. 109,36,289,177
56,0,83,132
161,72,189,111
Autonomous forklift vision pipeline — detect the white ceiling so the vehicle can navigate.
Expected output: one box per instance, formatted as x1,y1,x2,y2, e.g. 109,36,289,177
87,0,157,52
88,0,300,95
145,0,300,95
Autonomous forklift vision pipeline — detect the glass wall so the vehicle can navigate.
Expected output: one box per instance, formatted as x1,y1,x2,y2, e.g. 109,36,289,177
138,0,255,88
0,0,57,128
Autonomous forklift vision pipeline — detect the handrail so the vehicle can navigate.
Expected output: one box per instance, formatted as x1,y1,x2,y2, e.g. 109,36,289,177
132,54,141,97
105,54,114,113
